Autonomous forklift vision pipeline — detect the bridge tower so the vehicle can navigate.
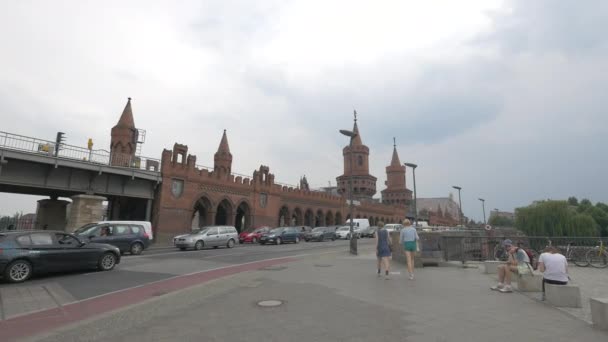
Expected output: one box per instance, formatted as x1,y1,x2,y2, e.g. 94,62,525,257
110,98,137,166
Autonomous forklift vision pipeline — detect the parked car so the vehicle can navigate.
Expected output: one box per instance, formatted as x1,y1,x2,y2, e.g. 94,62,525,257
335,226,353,240
304,227,336,242
74,222,151,255
384,224,404,233
259,227,300,245
82,221,154,241
0,230,120,283
360,226,377,238
239,226,271,244
173,226,238,250
293,226,313,240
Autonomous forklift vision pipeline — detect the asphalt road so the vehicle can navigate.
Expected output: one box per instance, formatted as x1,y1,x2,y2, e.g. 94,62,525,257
0,237,376,303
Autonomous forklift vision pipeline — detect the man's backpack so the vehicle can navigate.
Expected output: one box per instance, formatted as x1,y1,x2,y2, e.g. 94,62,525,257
519,248,536,270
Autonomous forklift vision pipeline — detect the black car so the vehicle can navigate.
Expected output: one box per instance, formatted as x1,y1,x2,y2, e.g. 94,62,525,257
259,227,300,245
0,230,121,283
74,222,151,255
304,227,336,242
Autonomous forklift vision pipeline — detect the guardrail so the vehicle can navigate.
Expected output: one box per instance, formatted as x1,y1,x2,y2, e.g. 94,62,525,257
0,131,160,172
431,235,608,266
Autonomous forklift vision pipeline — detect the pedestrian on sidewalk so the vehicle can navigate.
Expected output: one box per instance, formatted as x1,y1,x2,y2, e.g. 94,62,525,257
375,221,392,279
538,246,569,300
400,219,419,280
491,239,530,293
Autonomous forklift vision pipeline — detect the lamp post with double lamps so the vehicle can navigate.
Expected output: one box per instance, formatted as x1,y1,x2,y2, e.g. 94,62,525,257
452,185,463,227
404,163,418,227
340,129,358,255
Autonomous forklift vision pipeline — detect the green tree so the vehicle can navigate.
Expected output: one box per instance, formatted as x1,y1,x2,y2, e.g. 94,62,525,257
515,200,598,237
568,196,578,206
488,215,514,227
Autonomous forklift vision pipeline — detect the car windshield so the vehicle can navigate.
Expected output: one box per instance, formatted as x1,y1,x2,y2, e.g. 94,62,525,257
269,228,283,234
254,228,267,233
73,223,99,235
191,228,209,234
312,228,324,232
338,227,349,231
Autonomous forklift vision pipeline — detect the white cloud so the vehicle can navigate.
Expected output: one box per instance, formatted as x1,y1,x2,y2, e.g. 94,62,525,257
0,0,606,221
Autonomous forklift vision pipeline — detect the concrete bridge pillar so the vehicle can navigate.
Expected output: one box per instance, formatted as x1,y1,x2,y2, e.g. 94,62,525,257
66,195,106,231
35,199,70,231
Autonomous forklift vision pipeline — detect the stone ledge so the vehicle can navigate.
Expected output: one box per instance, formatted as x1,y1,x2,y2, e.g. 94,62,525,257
546,283,581,308
590,297,608,331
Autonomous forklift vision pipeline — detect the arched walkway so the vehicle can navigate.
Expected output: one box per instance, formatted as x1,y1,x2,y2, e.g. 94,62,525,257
215,199,233,225
278,206,290,227
292,207,303,226
335,212,343,226
325,211,334,226
235,201,251,233
192,196,213,229
315,209,325,227
304,209,314,227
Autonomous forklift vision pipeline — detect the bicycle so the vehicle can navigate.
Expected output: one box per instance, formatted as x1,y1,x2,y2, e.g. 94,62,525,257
586,240,608,269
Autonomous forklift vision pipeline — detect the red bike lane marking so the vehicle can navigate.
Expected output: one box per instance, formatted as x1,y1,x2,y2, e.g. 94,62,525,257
0,257,296,341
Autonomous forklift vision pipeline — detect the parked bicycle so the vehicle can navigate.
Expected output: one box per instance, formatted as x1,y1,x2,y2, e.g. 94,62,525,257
586,240,608,269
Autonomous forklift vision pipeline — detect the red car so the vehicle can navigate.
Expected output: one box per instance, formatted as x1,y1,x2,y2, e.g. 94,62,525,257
239,226,271,244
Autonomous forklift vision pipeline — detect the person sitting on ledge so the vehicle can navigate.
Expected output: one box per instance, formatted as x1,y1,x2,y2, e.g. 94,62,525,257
491,239,530,293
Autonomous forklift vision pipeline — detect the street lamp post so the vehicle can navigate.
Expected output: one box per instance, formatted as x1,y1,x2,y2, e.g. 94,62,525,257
404,163,418,227
340,129,357,255
478,198,486,226
452,186,463,227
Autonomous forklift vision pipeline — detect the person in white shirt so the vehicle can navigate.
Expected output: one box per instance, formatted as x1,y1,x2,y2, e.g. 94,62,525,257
538,246,569,299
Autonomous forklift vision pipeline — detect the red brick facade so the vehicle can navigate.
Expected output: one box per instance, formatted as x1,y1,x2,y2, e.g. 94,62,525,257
110,104,411,242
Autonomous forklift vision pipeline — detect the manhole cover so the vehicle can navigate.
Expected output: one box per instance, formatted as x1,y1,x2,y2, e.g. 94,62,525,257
314,264,333,267
257,300,283,307
260,265,287,271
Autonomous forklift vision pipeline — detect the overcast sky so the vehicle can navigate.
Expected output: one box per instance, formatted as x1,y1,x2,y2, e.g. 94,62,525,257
1,0,607,221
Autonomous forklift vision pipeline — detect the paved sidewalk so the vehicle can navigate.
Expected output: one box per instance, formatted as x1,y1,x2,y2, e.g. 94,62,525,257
26,246,608,342
515,265,608,323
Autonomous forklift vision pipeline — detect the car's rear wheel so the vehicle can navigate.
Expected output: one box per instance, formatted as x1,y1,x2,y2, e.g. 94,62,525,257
5,260,32,283
252,237,258,244
276,237,282,245
130,242,144,255
195,240,204,250
227,239,235,248
98,253,117,271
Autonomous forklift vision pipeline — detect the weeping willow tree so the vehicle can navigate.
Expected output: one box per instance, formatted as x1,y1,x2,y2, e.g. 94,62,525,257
515,200,598,237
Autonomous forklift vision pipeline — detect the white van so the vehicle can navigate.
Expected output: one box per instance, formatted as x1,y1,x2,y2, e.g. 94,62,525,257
96,221,153,241
344,219,370,237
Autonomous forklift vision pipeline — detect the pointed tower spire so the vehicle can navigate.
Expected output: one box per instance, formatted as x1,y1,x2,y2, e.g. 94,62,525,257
390,137,401,166
217,129,231,154
352,110,363,146
114,97,135,129
214,129,233,176
110,98,137,166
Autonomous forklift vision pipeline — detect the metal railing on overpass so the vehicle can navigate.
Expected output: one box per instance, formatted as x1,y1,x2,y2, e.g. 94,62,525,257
0,131,160,172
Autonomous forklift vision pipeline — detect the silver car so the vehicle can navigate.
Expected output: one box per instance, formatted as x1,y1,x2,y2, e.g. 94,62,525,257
173,226,239,250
